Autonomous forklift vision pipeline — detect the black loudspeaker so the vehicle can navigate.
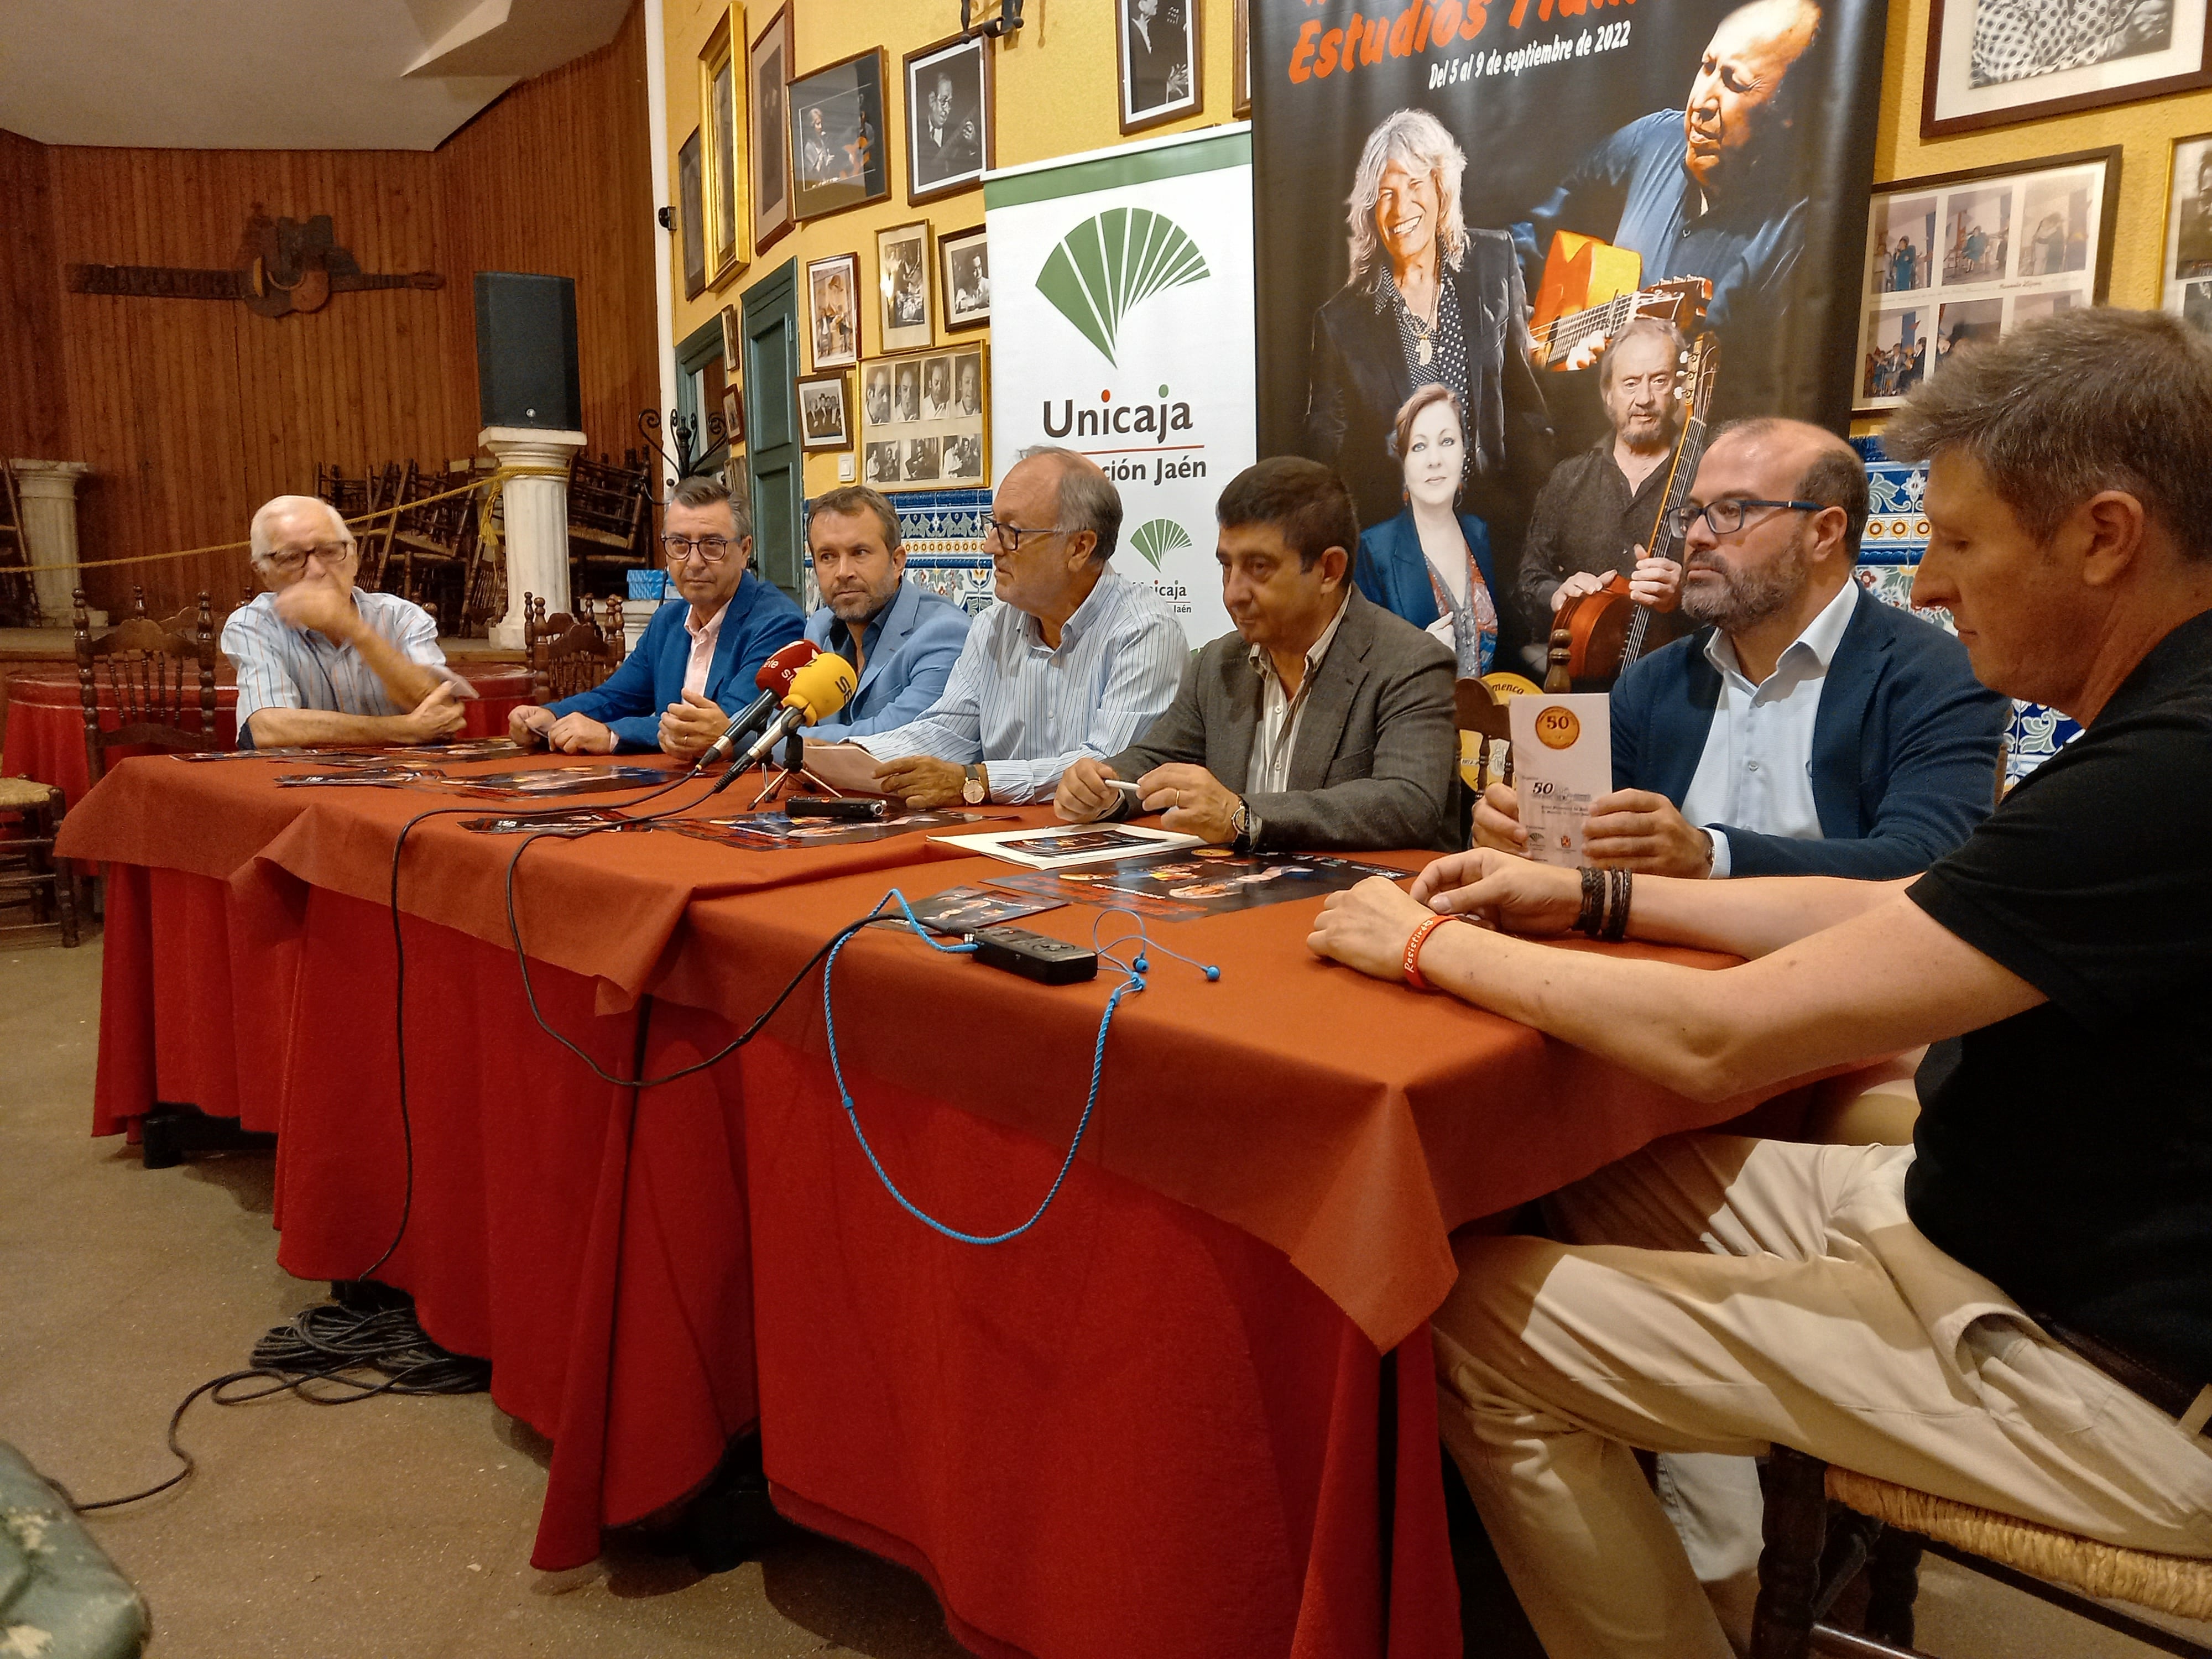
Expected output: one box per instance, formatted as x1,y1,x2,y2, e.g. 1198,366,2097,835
474,273,581,431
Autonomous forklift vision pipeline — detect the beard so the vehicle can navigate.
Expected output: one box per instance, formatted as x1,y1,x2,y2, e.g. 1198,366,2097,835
1679,526,1809,632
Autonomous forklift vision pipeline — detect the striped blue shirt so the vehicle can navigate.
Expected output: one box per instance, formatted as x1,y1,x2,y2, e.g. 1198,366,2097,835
222,588,446,739
859,566,1186,802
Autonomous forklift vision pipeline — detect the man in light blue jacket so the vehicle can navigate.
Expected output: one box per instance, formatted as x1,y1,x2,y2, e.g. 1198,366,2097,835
800,484,971,740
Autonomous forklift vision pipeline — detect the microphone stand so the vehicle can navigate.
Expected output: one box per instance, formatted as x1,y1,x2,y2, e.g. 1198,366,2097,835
747,732,850,811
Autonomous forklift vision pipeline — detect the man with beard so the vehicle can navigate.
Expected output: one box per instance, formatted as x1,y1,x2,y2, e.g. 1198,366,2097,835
1515,320,1696,670
800,485,971,740
1478,418,2007,879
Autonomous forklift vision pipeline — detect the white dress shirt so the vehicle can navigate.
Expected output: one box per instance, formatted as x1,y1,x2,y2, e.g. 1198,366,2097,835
223,588,446,734
1246,592,1351,795
1679,578,1859,877
859,565,1186,802
681,600,728,700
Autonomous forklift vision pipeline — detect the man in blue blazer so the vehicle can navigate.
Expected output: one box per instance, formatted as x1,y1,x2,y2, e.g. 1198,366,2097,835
508,474,806,755
799,484,972,740
1479,419,2009,878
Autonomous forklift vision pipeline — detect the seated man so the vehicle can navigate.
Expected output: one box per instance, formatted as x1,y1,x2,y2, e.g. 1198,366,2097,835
837,446,1185,806
508,475,805,757
1479,418,2010,878
1056,457,1458,852
225,494,466,748
800,484,972,740
1308,309,2212,1659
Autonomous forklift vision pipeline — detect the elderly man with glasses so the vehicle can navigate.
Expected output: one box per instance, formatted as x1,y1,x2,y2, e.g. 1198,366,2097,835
1479,416,2007,881
838,446,1185,807
223,494,467,749
508,474,805,757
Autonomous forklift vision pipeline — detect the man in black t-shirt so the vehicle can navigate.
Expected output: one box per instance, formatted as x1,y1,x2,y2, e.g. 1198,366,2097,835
1307,308,2212,1658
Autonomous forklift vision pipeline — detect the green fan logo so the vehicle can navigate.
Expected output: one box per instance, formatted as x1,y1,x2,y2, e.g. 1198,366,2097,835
1035,208,1211,366
1128,518,1193,570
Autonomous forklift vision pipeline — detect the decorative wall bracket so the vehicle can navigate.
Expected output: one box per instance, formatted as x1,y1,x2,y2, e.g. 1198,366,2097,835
636,407,731,502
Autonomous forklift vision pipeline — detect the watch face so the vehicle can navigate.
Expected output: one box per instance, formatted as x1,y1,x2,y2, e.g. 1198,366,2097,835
963,776,985,804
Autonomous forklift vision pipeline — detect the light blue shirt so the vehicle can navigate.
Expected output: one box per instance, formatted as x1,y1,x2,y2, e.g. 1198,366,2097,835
858,565,1186,802
222,588,446,743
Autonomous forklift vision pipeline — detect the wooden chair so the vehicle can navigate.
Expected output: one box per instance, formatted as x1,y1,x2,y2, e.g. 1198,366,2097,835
523,593,625,703
353,461,404,591
1751,1446,2212,1658
1454,676,1516,795
74,586,222,786
566,453,650,601
314,461,371,522
0,777,79,947
385,461,482,636
0,461,36,626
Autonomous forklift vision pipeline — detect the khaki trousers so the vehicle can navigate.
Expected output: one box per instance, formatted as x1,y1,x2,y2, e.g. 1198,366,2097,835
1432,1134,2212,1659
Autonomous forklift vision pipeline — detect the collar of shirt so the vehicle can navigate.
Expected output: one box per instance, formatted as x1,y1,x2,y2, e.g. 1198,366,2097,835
831,595,894,665
1019,566,1119,656
1248,587,1351,696
1702,576,1858,699
1247,589,1353,798
682,593,732,699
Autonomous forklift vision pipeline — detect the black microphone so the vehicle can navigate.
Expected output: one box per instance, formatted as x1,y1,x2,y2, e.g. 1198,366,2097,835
700,640,821,769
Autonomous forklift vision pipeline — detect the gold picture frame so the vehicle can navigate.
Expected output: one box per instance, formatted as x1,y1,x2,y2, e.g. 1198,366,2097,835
698,3,749,290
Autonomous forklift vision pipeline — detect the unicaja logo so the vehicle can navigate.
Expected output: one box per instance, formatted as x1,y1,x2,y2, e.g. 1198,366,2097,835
1129,518,1193,570
1036,207,1210,366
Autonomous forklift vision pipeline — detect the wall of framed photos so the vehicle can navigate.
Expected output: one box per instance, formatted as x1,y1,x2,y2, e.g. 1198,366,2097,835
658,0,1238,501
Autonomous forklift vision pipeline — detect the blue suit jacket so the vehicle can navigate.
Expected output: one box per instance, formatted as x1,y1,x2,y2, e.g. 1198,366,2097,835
548,572,806,752
801,579,973,740
1612,588,2011,878
1352,508,1496,633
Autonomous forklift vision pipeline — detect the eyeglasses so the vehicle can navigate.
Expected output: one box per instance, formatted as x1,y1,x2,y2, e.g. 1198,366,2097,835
661,534,738,561
983,518,1070,553
260,542,356,573
1666,499,1825,540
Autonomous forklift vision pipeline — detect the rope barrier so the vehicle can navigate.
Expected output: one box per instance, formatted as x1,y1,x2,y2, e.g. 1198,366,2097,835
8,466,576,575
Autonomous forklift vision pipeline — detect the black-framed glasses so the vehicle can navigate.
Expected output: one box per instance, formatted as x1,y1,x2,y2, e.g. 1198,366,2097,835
260,541,356,573
983,517,1070,553
661,534,737,562
1667,498,1825,540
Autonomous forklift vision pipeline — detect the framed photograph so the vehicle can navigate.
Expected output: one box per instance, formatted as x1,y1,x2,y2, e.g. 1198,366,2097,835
1853,149,2119,415
876,221,933,353
2163,133,2212,335
789,46,889,221
698,4,748,289
719,304,742,371
748,7,795,253
904,33,993,205
858,346,988,492
1923,0,2212,137
938,225,990,331
677,128,707,300
1234,0,1251,118
798,373,851,451
1118,0,1201,134
723,387,745,450
807,252,860,369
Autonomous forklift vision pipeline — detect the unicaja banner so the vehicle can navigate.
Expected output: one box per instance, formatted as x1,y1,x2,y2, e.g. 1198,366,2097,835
985,126,1258,646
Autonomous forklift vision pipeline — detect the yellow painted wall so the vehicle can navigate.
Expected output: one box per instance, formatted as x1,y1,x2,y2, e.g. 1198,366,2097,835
661,0,1237,496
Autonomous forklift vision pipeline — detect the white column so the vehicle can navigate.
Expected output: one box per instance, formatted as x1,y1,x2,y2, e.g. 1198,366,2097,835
11,460,92,622
479,426,586,649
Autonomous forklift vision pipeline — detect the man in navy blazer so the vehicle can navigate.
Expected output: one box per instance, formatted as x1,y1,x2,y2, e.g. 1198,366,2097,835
1479,419,2008,879
508,474,805,756
799,485,972,740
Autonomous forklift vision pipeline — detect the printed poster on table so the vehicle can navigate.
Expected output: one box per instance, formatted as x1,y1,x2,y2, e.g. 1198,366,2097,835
985,125,1258,647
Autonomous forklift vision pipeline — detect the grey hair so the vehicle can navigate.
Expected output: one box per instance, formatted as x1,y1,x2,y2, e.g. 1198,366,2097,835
249,495,351,562
669,472,752,541
1344,109,1467,293
1882,308,2212,562
1598,319,1688,395
1017,445,1123,564
1708,416,1869,555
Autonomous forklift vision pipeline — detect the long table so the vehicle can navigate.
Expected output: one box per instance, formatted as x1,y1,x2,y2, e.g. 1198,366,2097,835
59,752,1794,1656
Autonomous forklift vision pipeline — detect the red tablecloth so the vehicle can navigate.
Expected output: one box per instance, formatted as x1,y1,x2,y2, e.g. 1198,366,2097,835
6,666,532,808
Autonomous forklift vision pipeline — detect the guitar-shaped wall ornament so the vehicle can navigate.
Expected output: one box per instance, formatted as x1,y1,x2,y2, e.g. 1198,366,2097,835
1544,331,1720,691
1527,230,1710,371
65,205,442,317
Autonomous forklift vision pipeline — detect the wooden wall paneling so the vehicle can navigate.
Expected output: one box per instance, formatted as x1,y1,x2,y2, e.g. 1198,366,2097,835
0,129,68,466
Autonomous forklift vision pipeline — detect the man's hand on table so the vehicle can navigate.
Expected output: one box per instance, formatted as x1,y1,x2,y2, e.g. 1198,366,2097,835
659,692,728,760
1135,763,1242,845
1410,848,1582,933
544,712,617,754
1584,790,1714,877
400,682,467,743
273,581,357,640
873,754,966,809
508,704,556,746
1306,875,1442,979
1055,757,1124,823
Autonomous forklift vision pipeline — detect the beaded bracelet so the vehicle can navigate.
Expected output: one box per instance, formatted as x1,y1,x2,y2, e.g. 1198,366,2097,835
1402,913,1455,992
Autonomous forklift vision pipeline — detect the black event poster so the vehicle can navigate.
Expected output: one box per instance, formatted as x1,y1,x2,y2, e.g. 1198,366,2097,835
1250,0,1885,644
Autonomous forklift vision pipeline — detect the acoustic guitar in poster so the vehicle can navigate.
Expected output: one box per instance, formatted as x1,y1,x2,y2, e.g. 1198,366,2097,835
1527,230,1710,371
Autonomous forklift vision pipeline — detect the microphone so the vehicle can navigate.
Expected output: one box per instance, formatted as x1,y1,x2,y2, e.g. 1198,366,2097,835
708,653,859,793
699,640,821,768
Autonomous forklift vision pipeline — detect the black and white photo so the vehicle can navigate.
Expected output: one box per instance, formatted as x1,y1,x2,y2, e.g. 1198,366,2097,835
797,372,851,450
876,221,932,352
1923,0,2212,135
677,128,706,299
864,440,900,483
2164,133,2212,322
807,251,859,369
1118,0,1201,134
862,362,893,425
788,48,888,221
904,33,993,205
857,345,989,494
749,7,795,251
938,225,990,330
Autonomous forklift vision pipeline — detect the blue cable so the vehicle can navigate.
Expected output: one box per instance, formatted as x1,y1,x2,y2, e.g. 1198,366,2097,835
821,889,1159,1246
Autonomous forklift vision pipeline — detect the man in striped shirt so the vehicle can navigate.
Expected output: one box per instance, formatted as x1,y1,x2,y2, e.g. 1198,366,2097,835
849,447,1186,807
222,495,466,749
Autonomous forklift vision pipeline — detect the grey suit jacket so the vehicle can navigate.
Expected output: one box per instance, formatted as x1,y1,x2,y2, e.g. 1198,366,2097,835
1106,587,1460,853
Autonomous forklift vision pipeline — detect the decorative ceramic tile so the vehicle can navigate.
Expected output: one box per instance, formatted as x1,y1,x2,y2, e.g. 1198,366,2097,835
801,487,997,614
1850,435,1927,565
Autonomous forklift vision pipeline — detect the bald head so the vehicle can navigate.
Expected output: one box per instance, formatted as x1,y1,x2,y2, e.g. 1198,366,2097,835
1684,0,1822,194
1015,445,1123,565
1705,417,1867,555
249,494,358,595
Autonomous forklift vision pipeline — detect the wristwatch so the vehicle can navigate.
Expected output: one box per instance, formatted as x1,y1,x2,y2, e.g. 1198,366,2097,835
962,763,989,806
1230,798,1253,854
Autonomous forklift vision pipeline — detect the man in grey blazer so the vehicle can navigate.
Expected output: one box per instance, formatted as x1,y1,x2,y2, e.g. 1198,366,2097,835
1056,457,1460,852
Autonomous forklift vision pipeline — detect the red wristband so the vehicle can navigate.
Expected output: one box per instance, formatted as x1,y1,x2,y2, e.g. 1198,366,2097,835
1402,914,1454,992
